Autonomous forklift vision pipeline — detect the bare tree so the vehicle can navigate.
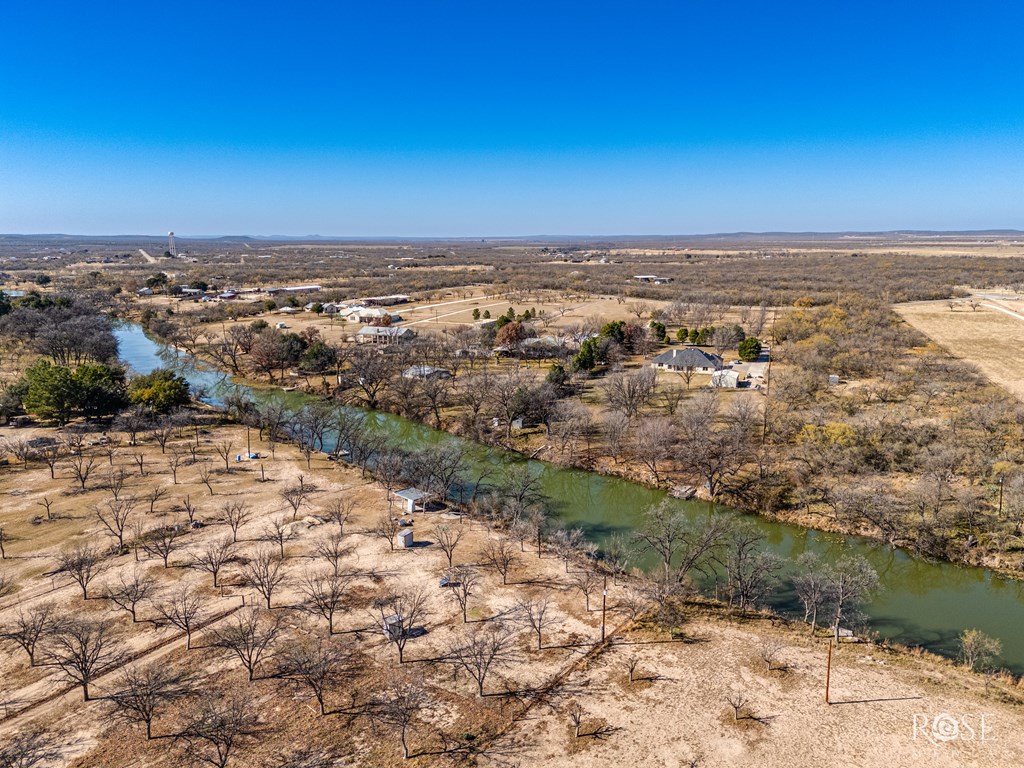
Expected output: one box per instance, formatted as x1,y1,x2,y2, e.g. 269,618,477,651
630,416,676,485
109,663,195,739
793,553,830,635
178,689,263,768
433,524,464,568
298,570,349,635
602,411,630,463
0,602,62,666
260,516,296,559
181,495,200,526
143,486,170,516
141,524,182,568
571,569,602,611
373,588,430,663
105,568,157,622
221,500,250,542
372,673,429,760
515,596,560,650
155,585,204,649
192,537,235,588
107,467,130,500
322,497,354,533
624,655,640,684
240,548,286,609
446,565,479,623
726,691,748,721
211,607,282,681
65,453,97,491
373,511,402,551
0,726,67,768
167,447,188,483
38,443,64,479
312,531,351,576
36,495,57,521
602,367,658,418
55,545,107,599
198,463,216,495
280,482,311,521
567,701,585,738
447,622,517,697
213,440,235,472
759,637,785,672
96,496,137,549
46,618,121,701
483,537,517,585
827,556,879,642
277,636,354,716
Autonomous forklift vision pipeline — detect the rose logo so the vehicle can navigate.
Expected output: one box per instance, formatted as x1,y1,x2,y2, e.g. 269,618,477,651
931,714,960,742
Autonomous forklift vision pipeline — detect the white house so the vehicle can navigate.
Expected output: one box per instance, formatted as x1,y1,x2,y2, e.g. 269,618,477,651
354,326,416,345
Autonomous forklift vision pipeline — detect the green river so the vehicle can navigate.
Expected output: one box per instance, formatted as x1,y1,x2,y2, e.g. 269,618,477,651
116,325,1024,673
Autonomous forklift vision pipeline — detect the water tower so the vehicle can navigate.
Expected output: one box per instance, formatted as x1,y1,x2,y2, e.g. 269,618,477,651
167,231,177,257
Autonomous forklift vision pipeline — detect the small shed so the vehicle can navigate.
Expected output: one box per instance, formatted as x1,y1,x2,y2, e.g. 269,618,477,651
395,488,430,514
383,614,403,641
397,529,414,549
828,374,841,386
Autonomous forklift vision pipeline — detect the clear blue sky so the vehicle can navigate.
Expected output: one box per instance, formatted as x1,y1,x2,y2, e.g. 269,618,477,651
2,1,1023,236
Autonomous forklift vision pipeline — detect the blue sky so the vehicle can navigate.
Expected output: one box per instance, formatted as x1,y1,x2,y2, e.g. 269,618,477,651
1,1,1022,236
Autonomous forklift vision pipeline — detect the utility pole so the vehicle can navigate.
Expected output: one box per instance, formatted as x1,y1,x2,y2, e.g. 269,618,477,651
998,475,1005,517
825,640,833,704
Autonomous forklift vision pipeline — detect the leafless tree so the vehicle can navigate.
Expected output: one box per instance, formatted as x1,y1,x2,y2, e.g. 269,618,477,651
198,462,216,495
0,726,67,768
211,607,282,681
432,524,464,568
167,447,188,483
155,585,204,649
213,440,235,472
55,545,107,599
515,596,560,650
144,486,170,516
759,637,785,672
280,482,311,521
373,511,402,551
602,367,657,418
46,618,121,701
447,622,517,697
312,531,351,576
792,553,830,635
483,537,517,585
192,537,235,588
373,588,430,663
631,500,732,588
96,496,137,549
602,411,630,464
141,524,181,568
177,689,263,768
133,452,146,476
150,415,176,454
221,500,250,542
630,416,676,485
37,443,64,479
298,570,349,635
571,570,602,611
567,701,585,738
446,565,479,623
0,602,62,666
241,548,286,609
109,663,195,739
65,453,97,491
372,672,429,760
260,516,296,559
624,655,640,683
277,636,355,716
322,497,355,533
107,467,130,500
36,496,56,521
551,527,585,572
726,691,748,721
181,495,200,526
105,568,157,622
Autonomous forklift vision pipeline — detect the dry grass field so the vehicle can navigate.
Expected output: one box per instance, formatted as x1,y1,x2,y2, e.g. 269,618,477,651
896,298,1024,401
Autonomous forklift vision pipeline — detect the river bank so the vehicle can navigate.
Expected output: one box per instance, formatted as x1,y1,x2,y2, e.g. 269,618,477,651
115,323,1024,674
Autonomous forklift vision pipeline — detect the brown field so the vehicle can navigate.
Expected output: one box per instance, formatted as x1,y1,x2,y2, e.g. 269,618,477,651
1,419,1023,767
896,297,1024,401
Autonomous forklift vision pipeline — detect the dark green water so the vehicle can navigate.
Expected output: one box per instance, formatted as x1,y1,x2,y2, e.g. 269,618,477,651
116,325,1024,672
